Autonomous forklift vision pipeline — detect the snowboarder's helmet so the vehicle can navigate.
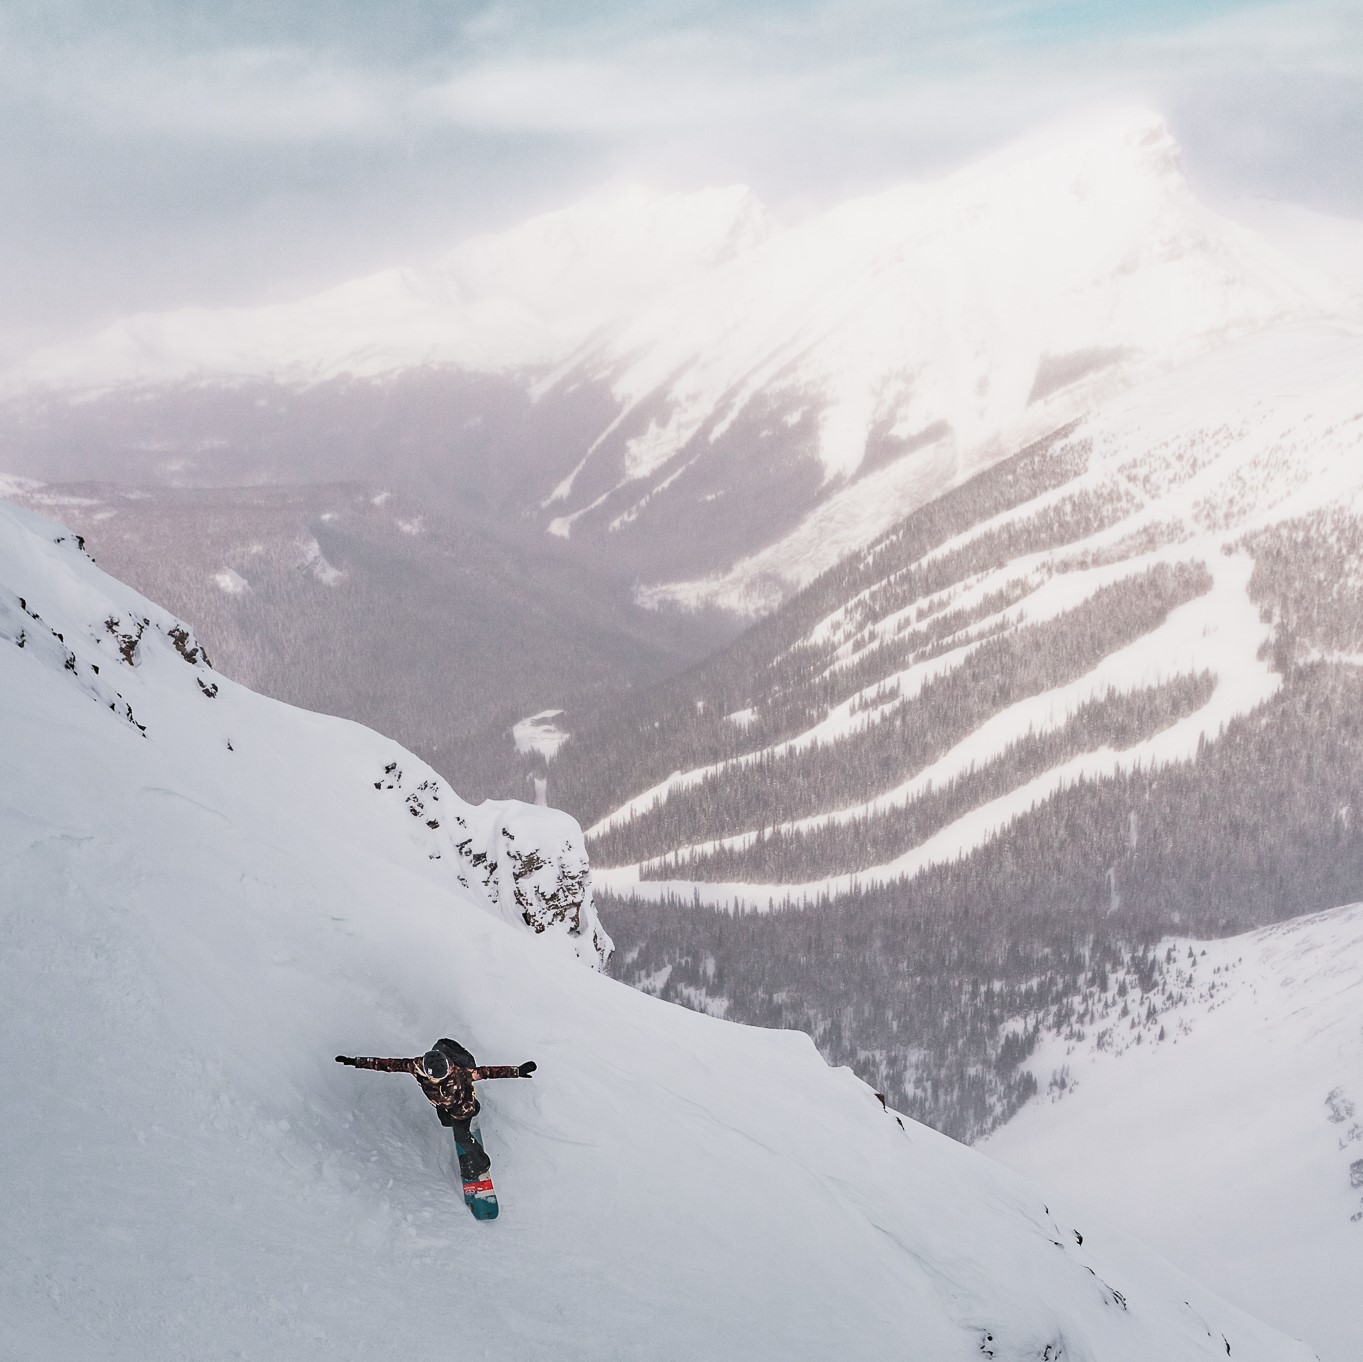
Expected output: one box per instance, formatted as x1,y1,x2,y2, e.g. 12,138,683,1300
421,1049,451,1081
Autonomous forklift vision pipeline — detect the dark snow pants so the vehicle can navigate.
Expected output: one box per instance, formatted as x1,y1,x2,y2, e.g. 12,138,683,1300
446,1115,490,1177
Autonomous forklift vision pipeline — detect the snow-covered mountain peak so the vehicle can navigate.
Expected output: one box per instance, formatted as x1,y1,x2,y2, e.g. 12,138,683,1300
955,105,1181,184
436,182,770,306
543,114,1347,599
3,114,1357,625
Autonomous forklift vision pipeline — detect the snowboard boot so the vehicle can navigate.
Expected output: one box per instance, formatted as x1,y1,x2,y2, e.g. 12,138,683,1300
453,1126,491,1180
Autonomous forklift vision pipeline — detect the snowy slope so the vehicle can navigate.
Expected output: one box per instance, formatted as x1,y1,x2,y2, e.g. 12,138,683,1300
0,509,1317,1358
1229,198,1363,310
981,904,1363,1362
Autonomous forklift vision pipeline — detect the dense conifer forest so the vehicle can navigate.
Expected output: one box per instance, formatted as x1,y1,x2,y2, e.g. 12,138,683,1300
587,565,1210,867
607,663,1363,1140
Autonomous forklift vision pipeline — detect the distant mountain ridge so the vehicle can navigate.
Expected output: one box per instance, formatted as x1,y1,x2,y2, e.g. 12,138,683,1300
4,109,1354,610
4,184,771,390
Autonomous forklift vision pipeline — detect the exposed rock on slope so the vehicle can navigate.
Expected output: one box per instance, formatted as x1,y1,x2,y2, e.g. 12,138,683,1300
372,760,609,968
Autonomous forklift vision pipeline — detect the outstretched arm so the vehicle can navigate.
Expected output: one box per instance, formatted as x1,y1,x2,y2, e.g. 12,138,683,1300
471,1061,537,1080
335,1055,419,1073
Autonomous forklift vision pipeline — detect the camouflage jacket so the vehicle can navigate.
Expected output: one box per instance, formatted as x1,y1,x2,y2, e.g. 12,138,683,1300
347,1056,523,1122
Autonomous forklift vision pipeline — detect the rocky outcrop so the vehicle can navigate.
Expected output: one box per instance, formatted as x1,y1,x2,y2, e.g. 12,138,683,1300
372,761,612,969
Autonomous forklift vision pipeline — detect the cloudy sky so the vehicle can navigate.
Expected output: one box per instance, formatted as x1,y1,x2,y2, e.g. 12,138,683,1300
3,0,1359,360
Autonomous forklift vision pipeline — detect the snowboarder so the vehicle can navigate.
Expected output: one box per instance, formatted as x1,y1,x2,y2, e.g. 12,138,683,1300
335,1037,536,1179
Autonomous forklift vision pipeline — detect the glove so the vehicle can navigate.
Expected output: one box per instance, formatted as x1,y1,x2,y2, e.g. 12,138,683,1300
335,1055,357,1066
518,1060,537,1077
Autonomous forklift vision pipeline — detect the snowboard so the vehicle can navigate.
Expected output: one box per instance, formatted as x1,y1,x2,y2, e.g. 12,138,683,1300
453,1114,499,1220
